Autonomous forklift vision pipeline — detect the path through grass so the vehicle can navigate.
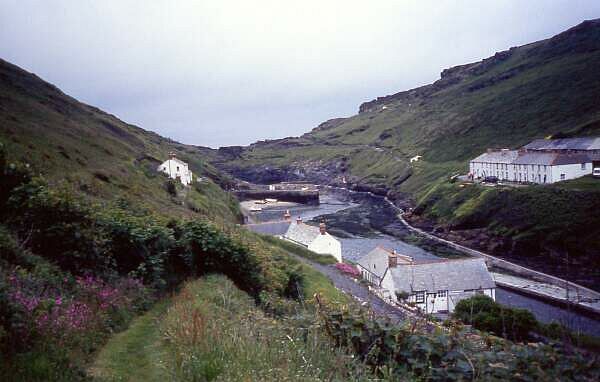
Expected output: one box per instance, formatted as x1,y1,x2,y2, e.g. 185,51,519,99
89,299,171,382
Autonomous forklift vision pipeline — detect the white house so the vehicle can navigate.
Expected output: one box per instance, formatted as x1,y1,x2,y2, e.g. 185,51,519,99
282,217,342,262
357,247,496,314
157,154,194,185
469,137,600,184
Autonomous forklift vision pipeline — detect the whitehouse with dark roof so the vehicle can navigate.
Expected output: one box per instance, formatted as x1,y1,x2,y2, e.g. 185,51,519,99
282,217,342,262
358,247,495,314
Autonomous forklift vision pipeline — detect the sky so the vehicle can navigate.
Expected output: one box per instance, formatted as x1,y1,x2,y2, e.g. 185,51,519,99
1,1,600,148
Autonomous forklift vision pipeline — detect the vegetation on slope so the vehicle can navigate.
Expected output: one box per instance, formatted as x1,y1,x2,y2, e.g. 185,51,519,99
412,178,600,288
0,58,239,222
0,147,346,380
218,19,600,191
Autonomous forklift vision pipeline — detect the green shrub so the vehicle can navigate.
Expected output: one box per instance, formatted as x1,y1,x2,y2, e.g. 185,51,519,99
453,295,537,341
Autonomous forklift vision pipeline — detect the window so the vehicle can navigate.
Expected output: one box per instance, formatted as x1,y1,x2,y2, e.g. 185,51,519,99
560,174,566,180
415,291,425,303
437,290,447,298
581,163,587,170
177,166,180,171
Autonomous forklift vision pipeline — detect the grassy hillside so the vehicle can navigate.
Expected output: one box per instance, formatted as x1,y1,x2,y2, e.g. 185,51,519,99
218,19,600,191
0,58,239,223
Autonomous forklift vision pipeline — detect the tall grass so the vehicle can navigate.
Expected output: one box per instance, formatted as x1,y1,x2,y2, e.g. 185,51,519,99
161,275,376,381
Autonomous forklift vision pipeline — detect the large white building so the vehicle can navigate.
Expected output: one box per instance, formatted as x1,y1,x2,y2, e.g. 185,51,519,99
158,154,194,185
357,247,496,314
469,137,600,184
283,218,342,262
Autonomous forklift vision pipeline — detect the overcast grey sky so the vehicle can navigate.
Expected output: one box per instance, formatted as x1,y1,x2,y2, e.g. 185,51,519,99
1,1,600,147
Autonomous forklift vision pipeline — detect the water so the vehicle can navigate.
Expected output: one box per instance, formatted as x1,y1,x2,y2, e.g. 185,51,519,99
251,188,600,336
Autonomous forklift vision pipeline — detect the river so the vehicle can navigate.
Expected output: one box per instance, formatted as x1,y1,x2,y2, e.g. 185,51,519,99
250,188,600,336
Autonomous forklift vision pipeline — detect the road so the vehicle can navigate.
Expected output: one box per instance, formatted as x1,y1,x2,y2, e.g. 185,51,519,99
288,252,409,324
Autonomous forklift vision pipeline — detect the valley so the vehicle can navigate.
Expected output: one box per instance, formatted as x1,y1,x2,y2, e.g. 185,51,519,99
1,13,600,382
209,19,600,294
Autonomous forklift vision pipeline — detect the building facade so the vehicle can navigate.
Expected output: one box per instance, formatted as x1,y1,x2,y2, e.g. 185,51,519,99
469,137,599,184
282,218,342,262
358,248,496,314
158,154,194,185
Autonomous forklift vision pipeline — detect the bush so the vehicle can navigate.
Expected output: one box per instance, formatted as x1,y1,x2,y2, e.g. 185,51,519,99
164,179,177,196
453,295,537,341
179,220,265,297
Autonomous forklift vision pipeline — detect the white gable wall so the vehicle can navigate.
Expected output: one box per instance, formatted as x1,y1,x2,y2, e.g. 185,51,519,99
158,159,194,185
308,234,342,262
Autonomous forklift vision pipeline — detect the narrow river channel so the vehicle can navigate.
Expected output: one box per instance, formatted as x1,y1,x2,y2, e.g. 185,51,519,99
250,188,600,336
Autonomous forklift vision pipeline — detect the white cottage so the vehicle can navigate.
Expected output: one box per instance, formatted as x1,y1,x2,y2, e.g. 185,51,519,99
357,248,496,314
282,218,342,262
158,154,194,185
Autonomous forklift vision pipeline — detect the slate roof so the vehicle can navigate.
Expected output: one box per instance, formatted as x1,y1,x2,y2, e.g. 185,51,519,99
523,137,600,151
358,246,414,280
283,222,321,246
470,150,519,164
389,258,495,293
512,152,556,165
513,152,592,166
245,221,291,236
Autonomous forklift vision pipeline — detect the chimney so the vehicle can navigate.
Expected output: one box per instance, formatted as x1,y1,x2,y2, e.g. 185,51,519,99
319,221,326,235
486,148,493,153
388,249,398,268
169,151,176,159
284,210,291,221
296,217,302,225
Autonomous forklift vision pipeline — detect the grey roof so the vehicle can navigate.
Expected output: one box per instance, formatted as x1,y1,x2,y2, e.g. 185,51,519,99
389,258,495,293
245,221,291,236
471,150,519,164
513,152,591,165
358,247,415,280
523,138,600,151
512,152,557,165
283,222,321,246
552,153,592,165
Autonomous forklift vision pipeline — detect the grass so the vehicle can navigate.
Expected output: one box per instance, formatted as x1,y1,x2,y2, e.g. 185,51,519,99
89,300,171,382
159,275,372,381
0,58,240,223
89,275,367,381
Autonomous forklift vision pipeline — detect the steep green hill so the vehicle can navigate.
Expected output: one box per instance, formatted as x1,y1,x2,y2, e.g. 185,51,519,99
212,19,600,288
218,19,600,193
0,58,239,222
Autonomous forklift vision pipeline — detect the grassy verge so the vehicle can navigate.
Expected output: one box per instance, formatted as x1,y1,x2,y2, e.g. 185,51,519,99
160,275,372,381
